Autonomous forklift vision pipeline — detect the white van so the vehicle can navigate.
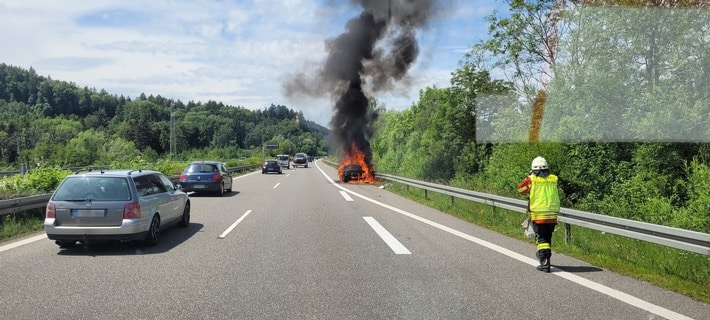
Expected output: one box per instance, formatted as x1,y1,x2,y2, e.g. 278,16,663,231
275,154,290,169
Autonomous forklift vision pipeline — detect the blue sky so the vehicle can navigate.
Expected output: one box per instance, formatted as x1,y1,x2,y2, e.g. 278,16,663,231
0,0,502,126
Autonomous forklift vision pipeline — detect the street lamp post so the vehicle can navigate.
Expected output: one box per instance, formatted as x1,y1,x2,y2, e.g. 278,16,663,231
170,103,175,160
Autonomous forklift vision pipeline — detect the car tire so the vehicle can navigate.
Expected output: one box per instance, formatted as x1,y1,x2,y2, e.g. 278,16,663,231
143,215,161,246
177,202,191,228
218,184,225,196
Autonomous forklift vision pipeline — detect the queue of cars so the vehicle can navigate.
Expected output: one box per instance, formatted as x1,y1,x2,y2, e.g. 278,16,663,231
44,155,313,249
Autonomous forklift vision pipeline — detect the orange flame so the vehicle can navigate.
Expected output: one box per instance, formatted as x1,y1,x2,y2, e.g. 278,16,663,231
338,143,377,184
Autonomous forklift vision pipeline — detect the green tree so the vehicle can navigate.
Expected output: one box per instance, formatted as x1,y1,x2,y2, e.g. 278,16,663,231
98,137,140,165
64,129,108,166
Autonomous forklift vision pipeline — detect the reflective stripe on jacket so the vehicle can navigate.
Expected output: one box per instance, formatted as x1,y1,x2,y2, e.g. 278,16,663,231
529,174,560,222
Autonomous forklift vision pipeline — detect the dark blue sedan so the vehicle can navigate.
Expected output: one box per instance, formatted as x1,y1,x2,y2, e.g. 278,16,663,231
179,161,233,196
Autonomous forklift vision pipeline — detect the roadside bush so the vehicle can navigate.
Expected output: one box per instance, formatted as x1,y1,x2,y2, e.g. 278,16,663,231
154,160,189,176
0,167,72,200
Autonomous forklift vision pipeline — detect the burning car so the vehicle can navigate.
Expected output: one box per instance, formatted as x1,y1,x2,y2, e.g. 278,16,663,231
340,164,364,183
338,143,377,184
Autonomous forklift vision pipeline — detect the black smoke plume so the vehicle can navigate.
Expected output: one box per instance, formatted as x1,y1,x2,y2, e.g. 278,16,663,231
283,0,439,173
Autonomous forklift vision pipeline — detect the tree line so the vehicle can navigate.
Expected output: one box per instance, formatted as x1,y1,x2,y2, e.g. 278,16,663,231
0,63,330,168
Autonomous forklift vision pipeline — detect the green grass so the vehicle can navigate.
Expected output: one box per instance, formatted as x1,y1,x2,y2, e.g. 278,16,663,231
0,209,45,242
384,181,710,303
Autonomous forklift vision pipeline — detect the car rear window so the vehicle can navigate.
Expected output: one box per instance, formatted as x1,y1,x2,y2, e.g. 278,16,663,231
186,164,218,173
276,155,288,160
53,176,131,201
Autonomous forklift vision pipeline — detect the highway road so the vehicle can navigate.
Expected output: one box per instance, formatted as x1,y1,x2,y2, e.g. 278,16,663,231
1,160,708,319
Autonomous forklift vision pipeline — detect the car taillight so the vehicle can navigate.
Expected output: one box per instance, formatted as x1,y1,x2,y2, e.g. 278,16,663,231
46,203,56,219
124,203,141,219
179,173,186,181
213,173,221,180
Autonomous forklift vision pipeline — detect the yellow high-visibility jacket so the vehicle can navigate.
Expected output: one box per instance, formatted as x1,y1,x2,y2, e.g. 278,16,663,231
528,174,560,223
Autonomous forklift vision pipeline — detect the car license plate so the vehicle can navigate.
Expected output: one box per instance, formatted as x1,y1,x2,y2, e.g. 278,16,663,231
193,184,205,188
71,209,106,218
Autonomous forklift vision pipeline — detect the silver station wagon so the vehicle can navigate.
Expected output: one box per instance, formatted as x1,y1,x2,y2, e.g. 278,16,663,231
44,169,191,248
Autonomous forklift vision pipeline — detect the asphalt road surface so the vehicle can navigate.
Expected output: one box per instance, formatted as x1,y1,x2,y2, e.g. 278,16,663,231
1,160,708,319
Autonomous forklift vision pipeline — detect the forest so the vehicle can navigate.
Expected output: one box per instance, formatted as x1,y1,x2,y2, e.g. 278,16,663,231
0,0,708,234
0,63,330,168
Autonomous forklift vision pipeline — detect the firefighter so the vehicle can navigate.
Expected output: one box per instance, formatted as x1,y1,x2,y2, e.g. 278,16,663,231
517,156,560,273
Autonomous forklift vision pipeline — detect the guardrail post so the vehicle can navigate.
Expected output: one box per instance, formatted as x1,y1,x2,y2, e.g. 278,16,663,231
424,189,428,199
20,163,28,175
564,223,571,244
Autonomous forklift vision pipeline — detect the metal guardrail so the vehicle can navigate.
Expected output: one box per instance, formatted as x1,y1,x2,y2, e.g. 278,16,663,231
0,171,20,178
0,164,261,217
376,173,710,256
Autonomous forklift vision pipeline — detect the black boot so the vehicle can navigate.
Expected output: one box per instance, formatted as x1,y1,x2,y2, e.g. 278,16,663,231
536,258,550,273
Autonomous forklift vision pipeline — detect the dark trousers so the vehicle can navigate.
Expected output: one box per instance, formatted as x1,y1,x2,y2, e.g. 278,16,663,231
533,222,556,260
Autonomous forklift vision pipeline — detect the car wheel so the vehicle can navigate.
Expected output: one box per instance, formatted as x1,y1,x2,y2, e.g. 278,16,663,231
143,215,161,246
56,240,75,248
177,202,191,228
218,184,225,196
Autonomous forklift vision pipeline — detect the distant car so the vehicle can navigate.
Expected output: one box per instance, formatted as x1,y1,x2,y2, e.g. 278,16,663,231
262,160,282,174
341,164,364,183
44,169,191,248
275,154,290,169
293,152,308,168
179,161,233,196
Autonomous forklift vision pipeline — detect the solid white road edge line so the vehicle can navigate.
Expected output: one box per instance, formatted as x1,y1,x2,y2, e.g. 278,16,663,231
364,216,411,254
314,161,693,320
0,234,47,253
219,210,253,239
339,190,354,201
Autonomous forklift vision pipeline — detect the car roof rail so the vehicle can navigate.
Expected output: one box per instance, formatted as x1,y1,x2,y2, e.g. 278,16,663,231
127,169,143,176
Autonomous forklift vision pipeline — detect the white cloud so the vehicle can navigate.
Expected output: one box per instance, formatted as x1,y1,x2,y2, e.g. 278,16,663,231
0,0,496,126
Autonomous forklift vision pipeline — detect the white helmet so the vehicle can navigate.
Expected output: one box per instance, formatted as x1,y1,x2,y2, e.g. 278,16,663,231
531,156,548,170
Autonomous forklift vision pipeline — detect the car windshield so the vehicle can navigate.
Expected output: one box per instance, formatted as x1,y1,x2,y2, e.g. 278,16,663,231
53,176,131,201
276,156,288,160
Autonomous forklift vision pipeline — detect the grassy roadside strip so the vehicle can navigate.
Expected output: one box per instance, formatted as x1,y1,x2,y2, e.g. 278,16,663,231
0,210,45,243
380,180,710,304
